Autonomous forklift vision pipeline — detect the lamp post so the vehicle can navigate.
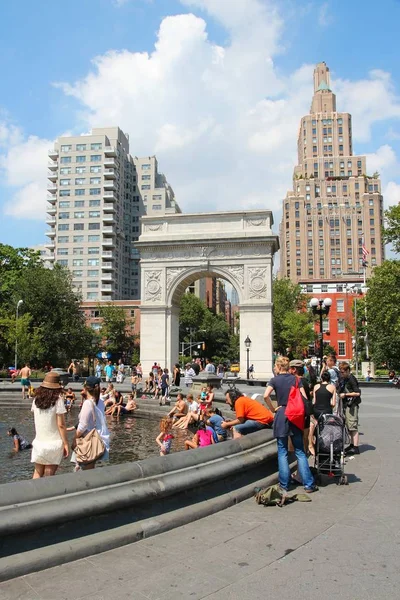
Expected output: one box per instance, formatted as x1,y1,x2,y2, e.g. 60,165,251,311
15,299,23,371
244,335,252,380
309,297,332,374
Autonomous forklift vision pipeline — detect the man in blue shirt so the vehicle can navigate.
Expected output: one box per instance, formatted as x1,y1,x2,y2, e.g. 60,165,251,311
206,407,227,441
104,360,115,383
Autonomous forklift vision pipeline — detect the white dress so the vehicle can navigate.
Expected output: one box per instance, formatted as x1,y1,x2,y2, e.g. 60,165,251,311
31,396,66,465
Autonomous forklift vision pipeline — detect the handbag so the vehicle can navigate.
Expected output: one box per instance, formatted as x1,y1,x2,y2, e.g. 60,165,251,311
285,378,305,431
74,402,105,465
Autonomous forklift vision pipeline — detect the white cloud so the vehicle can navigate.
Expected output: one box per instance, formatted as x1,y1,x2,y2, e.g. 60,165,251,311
2,0,400,226
318,2,332,26
383,181,400,209
0,123,52,220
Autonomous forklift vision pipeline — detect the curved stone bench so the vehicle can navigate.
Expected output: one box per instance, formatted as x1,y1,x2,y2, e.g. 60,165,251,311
0,429,278,581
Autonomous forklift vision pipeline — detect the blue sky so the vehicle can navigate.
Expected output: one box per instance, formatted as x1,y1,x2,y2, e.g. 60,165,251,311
1,0,400,248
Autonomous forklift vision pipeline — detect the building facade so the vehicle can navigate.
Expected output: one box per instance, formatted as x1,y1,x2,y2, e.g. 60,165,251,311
279,62,384,285
46,127,180,302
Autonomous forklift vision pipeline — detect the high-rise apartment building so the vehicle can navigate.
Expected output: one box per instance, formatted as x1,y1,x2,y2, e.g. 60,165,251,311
279,62,384,285
46,127,180,301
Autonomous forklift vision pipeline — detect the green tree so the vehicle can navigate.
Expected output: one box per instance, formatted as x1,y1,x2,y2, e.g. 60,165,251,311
98,303,136,358
382,205,400,253
366,260,400,369
273,277,310,354
281,312,315,358
0,313,45,367
179,293,206,341
14,264,93,366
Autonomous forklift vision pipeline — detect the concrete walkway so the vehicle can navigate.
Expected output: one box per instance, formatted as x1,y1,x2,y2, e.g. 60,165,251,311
2,387,400,600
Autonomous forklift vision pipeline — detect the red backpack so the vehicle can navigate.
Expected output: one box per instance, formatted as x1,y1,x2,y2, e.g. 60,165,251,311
285,378,305,430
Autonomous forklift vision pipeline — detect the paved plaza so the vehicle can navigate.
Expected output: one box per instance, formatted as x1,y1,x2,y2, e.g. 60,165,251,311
1,387,399,600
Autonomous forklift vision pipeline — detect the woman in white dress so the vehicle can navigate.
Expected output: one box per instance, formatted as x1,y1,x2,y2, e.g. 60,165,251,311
31,371,69,478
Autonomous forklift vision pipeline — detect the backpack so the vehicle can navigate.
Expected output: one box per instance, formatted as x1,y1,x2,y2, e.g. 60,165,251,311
255,484,312,507
285,378,305,430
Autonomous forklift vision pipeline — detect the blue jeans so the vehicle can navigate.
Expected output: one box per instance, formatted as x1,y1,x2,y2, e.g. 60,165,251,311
233,420,269,435
277,428,315,491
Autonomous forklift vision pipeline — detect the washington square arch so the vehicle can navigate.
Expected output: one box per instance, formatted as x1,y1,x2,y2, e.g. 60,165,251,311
136,210,279,379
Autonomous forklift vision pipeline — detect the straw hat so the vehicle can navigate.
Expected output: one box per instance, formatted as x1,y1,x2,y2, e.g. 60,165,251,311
41,371,62,389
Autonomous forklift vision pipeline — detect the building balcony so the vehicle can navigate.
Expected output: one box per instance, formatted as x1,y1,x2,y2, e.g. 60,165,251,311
101,250,114,259
47,255,55,262
101,273,113,281
102,238,115,248
104,168,116,179
47,195,57,205
103,181,116,191
101,284,113,292
46,206,57,216
48,161,58,170
46,216,56,224
104,146,117,157
45,229,56,238
104,157,116,168
48,149,59,160
101,262,113,270
102,214,115,224
47,183,57,193
47,171,58,181
45,241,55,250
103,190,117,201
102,226,115,235
103,203,115,213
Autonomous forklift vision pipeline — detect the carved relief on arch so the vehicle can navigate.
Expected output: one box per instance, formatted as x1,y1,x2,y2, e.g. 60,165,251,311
248,267,267,299
166,267,186,292
225,265,244,289
246,217,267,228
144,270,162,302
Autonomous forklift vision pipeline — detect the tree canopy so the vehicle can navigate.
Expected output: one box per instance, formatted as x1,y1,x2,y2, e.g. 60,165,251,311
382,204,400,254
366,260,400,369
98,303,137,359
272,277,313,356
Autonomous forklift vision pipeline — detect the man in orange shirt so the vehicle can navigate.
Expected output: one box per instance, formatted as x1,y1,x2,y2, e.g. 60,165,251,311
222,389,274,438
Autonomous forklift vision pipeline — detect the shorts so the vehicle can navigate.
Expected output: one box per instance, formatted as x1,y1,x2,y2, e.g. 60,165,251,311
233,420,271,435
21,378,30,387
131,384,137,392
345,404,359,431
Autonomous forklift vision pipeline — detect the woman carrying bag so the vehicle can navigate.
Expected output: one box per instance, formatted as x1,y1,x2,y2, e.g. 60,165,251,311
72,376,110,471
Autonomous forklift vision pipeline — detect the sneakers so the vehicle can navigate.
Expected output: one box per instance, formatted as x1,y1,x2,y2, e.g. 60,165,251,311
304,486,319,493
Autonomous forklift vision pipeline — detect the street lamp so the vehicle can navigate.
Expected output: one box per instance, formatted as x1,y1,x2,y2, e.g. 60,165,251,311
244,335,252,379
15,299,23,371
310,297,332,373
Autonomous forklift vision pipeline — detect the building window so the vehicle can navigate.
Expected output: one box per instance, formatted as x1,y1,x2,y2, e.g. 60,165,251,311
141,174,151,180
72,259,83,267
337,299,344,312
88,259,99,266
73,247,83,255
90,188,101,195
88,247,99,254
57,248,68,255
60,156,71,164
89,211,100,218
152,204,162,210
337,319,346,333
88,223,100,230
89,199,100,207
90,166,102,173
60,167,71,175
142,163,151,170
76,155,86,163
338,341,346,356
74,211,85,219
75,178,86,185
74,223,84,231
90,177,101,184
58,212,70,220
142,185,151,190
87,282,99,288
74,201,85,208
61,145,72,152
91,155,102,162
75,167,87,174
91,143,102,150
88,270,99,277
88,235,100,242
73,235,84,243
76,144,86,151
57,260,68,266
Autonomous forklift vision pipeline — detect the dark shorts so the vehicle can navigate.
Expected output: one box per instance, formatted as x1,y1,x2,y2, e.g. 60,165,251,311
21,378,30,387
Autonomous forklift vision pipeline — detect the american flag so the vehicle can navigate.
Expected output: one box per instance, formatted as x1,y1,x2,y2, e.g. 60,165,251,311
362,242,369,267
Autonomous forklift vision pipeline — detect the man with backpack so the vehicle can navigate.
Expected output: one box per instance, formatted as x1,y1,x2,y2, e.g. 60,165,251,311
338,361,361,455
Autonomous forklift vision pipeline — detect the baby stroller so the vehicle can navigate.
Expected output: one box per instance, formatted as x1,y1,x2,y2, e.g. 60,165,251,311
314,413,349,486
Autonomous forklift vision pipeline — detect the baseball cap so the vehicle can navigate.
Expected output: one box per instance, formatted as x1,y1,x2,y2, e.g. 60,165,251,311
85,376,101,387
289,359,304,368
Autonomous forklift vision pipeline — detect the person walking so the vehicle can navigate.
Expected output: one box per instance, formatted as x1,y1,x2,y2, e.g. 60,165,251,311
184,363,196,387
72,376,110,470
19,363,31,400
104,360,115,383
264,356,317,494
30,372,69,479
339,362,361,455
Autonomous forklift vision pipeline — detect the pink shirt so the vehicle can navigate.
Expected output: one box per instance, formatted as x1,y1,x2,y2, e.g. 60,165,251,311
198,429,213,447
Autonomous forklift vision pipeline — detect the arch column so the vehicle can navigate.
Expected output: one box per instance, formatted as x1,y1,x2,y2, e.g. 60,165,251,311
239,303,273,379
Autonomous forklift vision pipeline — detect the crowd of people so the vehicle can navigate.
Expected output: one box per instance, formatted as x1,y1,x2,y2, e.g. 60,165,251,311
6,352,364,492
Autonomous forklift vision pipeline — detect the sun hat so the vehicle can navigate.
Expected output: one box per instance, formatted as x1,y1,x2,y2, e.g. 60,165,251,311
85,376,101,387
41,371,62,389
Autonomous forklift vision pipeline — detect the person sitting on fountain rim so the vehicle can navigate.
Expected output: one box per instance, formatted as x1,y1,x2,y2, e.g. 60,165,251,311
221,389,274,438
168,393,188,421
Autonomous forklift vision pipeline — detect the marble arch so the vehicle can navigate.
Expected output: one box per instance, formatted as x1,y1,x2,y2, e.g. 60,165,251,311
136,210,279,379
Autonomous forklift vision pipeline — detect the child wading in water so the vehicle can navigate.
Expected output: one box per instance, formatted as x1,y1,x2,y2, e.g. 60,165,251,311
156,417,174,456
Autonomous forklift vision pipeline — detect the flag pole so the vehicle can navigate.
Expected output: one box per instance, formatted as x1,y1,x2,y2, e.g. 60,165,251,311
362,234,369,363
